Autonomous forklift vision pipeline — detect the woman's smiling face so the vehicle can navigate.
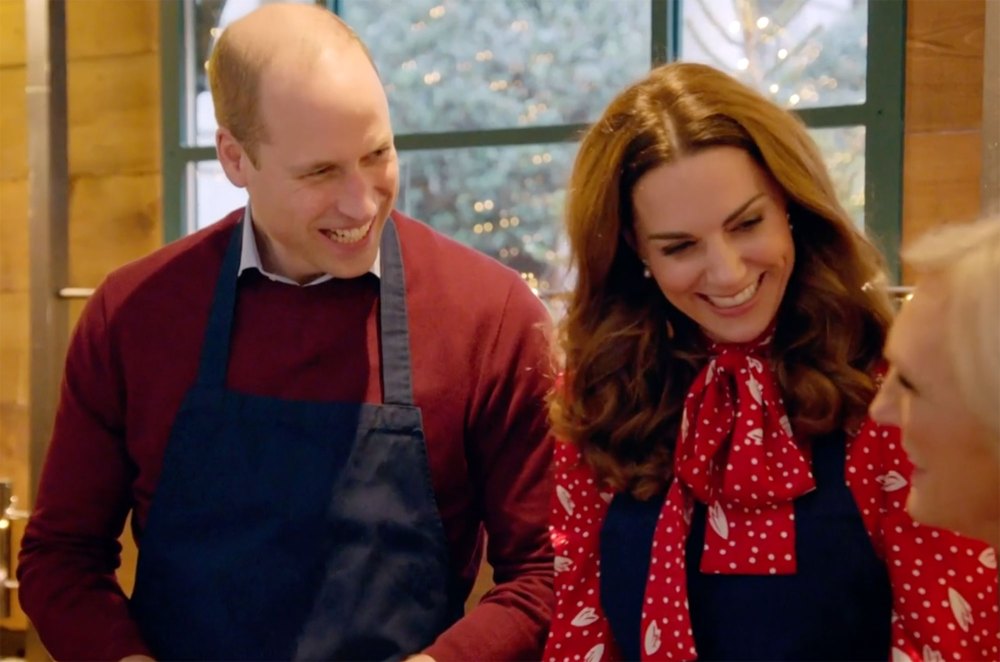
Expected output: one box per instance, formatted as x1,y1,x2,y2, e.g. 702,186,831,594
631,146,795,343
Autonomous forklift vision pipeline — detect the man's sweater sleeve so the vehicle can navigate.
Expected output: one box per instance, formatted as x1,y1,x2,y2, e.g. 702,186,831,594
424,279,555,661
17,284,152,661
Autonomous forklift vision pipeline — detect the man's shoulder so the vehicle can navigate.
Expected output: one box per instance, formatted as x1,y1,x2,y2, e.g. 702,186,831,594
392,211,529,300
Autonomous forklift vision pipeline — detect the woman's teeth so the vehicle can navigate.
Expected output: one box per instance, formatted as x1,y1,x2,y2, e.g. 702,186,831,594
706,278,760,308
324,220,373,244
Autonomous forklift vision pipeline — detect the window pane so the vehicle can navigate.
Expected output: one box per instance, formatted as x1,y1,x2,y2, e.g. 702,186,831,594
682,0,867,109
396,143,576,298
342,1,651,133
808,125,865,228
189,161,247,232
186,0,320,147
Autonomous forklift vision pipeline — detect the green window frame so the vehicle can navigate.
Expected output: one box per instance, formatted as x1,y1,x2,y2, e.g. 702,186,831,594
160,0,905,277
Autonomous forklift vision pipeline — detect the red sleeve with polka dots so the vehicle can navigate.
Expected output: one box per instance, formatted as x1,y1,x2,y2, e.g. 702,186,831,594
846,418,999,662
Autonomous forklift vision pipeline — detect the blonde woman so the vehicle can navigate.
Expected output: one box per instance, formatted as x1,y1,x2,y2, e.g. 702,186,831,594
871,217,1000,548
545,62,998,661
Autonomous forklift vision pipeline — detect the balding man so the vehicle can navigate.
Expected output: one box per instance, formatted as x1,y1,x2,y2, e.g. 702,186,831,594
17,4,554,660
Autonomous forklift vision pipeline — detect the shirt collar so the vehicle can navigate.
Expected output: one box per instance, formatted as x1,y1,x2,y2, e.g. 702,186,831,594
237,206,381,285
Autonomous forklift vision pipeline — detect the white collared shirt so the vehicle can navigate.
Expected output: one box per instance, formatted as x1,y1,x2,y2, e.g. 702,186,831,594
238,206,381,285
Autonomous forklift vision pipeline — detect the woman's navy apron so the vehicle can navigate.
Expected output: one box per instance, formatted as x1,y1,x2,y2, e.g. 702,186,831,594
129,218,461,661
600,432,892,660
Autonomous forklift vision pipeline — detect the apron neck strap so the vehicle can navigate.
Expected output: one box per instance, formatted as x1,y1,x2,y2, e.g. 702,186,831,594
195,213,416,408
376,218,415,407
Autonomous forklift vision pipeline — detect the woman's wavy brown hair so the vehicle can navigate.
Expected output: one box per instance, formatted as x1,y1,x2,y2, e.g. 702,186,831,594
552,62,894,499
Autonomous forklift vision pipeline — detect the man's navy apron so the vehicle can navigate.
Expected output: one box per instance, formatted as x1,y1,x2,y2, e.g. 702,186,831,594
130,218,461,661
600,432,892,660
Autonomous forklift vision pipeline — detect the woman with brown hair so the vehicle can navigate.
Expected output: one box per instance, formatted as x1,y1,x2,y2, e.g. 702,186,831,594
545,62,998,662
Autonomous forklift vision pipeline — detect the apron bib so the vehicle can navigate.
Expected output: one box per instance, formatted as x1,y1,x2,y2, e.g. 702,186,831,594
130,218,460,660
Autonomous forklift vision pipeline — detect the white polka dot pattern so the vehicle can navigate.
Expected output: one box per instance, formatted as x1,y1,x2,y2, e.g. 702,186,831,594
847,422,1000,662
544,421,999,660
672,348,813,576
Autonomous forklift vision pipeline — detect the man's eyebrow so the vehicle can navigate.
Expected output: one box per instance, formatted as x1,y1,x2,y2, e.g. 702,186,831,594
290,160,340,175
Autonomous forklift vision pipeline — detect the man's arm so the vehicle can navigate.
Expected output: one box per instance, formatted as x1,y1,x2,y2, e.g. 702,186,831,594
18,284,152,661
425,278,555,661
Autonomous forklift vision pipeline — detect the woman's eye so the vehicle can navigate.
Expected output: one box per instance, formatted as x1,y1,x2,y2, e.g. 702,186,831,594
735,216,763,231
662,242,693,256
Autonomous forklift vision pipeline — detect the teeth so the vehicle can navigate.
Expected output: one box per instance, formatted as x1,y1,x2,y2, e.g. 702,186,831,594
324,219,372,244
707,279,759,308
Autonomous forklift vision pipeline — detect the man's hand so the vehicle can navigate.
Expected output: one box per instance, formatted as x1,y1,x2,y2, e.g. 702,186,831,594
405,655,436,662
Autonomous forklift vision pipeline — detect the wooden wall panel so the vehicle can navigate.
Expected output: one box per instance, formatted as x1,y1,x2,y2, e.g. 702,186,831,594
0,290,28,631
902,131,984,239
0,67,27,181
68,173,161,286
0,7,28,605
0,179,27,291
68,54,161,178
0,0,25,67
905,0,986,132
901,0,986,282
67,0,158,61
0,291,28,419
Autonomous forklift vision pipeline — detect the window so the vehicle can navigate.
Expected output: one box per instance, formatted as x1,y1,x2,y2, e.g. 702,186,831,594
161,0,905,291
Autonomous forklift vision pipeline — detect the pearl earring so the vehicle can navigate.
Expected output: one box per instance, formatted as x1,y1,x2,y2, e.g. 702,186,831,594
642,263,651,279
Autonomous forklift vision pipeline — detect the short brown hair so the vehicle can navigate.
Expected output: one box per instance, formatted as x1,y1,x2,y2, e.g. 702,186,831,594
206,6,375,165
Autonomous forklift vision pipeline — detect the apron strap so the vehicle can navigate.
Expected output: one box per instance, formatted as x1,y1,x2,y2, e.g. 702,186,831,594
196,215,244,388
378,218,416,407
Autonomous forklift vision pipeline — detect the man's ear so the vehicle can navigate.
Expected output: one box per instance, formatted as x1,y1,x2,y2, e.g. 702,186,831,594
217,127,251,188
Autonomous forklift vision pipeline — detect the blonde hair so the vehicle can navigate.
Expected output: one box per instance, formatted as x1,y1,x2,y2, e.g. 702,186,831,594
553,62,894,497
904,217,1000,442
207,5,373,165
